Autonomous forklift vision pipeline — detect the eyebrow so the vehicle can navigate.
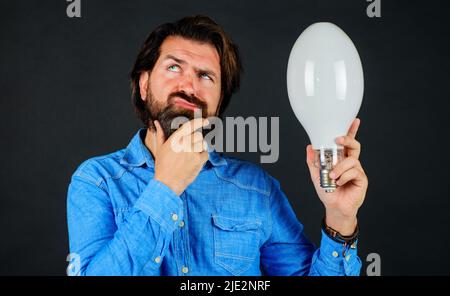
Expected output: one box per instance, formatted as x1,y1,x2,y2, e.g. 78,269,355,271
164,54,186,65
163,54,218,79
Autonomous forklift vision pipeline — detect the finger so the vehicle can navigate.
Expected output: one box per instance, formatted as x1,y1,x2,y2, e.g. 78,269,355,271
177,118,209,137
154,120,166,147
180,131,205,152
191,140,207,153
336,168,367,188
329,156,361,180
306,145,315,168
170,119,207,152
306,144,322,170
186,131,204,144
178,134,207,153
347,118,360,139
306,145,320,182
335,135,361,159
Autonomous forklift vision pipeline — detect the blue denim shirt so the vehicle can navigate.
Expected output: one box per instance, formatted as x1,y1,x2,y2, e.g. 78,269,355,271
67,128,361,276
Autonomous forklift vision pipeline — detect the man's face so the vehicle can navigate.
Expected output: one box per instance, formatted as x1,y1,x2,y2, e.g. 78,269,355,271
140,36,222,138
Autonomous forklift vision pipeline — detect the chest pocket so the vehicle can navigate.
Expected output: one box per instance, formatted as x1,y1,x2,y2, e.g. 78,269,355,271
212,215,261,275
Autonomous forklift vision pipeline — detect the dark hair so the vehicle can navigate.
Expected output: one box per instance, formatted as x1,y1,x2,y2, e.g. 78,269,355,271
130,15,242,125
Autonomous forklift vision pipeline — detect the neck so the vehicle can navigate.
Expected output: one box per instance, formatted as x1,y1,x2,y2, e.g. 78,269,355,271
144,128,159,160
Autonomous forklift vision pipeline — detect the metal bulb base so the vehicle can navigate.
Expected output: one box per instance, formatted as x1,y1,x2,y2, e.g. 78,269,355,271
314,147,343,193
320,169,336,193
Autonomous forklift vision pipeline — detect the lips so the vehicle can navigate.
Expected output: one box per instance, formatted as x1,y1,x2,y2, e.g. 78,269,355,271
174,98,199,111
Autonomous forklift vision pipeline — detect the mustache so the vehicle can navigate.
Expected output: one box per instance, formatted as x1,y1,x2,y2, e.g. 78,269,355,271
168,92,207,110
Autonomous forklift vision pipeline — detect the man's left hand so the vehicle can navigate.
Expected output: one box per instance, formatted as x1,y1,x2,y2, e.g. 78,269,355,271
306,118,368,235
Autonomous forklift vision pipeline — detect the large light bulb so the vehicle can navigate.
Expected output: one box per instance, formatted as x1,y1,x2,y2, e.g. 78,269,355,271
287,22,364,193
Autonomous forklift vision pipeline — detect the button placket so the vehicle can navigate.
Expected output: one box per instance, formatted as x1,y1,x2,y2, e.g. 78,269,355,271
176,193,190,275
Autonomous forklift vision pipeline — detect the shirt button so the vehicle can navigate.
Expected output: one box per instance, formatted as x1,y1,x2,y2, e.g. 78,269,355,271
154,256,161,263
332,251,339,258
181,266,189,274
345,254,351,261
179,220,185,228
171,213,178,221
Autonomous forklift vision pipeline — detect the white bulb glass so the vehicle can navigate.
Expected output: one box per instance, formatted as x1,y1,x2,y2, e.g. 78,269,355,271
287,22,364,192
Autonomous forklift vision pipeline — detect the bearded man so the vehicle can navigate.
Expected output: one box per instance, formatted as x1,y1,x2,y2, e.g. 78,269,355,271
67,15,368,276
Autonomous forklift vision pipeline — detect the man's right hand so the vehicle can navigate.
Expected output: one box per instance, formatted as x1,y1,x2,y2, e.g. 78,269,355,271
153,118,210,196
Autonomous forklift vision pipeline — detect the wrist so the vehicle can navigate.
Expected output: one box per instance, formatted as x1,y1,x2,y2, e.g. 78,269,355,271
325,211,357,236
322,216,359,248
154,175,183,196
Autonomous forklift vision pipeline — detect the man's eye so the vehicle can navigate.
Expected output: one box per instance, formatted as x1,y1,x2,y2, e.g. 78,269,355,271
167,65,180,72
200,73,212,81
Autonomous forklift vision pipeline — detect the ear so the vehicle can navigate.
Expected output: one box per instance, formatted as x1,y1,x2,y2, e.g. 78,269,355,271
138,71,150,101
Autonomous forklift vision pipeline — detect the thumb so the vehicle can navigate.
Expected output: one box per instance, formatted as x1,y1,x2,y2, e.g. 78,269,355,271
154,120,166,147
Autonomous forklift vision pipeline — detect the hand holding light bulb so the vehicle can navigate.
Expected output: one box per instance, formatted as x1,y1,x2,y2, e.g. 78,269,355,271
306,118,368,235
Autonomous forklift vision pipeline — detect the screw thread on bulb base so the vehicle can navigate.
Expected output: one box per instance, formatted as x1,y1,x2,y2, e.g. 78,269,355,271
320,169,336,193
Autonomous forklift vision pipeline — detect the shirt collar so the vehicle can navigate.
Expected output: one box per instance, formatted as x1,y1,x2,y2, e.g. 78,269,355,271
120,128,227,168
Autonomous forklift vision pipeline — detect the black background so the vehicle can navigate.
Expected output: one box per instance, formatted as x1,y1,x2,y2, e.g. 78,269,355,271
1,0,449,275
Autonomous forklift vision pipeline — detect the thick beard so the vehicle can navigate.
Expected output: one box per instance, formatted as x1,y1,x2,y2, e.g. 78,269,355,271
145,89,208,139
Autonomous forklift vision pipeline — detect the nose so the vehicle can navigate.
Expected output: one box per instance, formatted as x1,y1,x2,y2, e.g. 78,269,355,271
177,72,197,97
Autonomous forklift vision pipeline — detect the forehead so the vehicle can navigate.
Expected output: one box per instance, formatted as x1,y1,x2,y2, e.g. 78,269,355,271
159,36,221,73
